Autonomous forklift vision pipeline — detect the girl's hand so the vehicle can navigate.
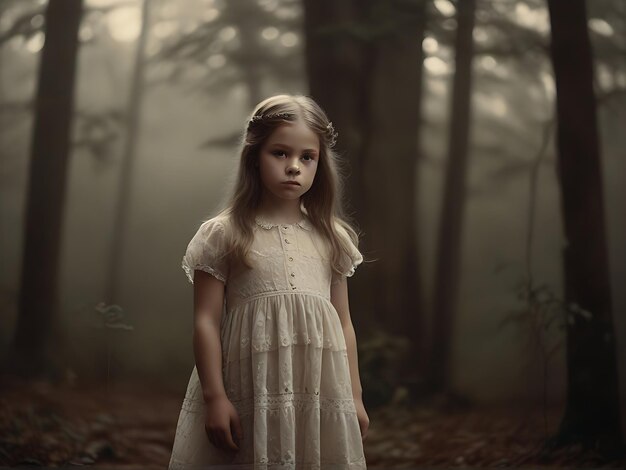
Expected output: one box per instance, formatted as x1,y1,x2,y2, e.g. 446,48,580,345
354,398,370,441
204,394,243,452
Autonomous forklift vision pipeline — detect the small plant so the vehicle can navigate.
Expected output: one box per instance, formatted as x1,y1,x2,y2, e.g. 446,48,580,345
496,112,593,438
358,329,411,408
498,275,593,435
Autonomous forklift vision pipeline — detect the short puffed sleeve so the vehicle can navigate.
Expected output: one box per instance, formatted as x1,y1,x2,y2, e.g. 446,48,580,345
331,222,364,285
181,217,230,284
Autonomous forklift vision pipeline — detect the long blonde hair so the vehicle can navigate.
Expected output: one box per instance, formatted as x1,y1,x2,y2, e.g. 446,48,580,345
212,93,362,278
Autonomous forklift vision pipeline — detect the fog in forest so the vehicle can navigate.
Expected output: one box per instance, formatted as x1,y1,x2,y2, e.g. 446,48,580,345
1,0,625,466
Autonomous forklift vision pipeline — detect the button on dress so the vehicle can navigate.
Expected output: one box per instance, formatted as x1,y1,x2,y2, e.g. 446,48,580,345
168,212,367,470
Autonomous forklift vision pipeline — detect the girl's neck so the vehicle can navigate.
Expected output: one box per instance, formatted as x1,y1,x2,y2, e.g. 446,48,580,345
256,201,305,225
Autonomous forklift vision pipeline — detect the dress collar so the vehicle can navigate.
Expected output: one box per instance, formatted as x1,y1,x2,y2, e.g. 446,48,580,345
254,214,312,231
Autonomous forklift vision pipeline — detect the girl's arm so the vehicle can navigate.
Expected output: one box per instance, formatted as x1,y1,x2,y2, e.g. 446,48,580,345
193,269,227,402
330,277,363,400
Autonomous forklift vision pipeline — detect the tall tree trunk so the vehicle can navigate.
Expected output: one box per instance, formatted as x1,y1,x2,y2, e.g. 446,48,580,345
304,0,429,391
303,0,376,335
7,0,83,378
429,0,476,393
546,0,623,450
105,0,151,303
361,0,428,385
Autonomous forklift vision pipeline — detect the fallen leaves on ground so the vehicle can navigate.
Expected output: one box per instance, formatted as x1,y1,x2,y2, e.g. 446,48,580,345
0,376,624,468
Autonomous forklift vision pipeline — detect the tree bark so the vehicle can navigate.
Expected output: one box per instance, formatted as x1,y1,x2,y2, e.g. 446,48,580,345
360,0,428,385
303,0,376,334
546,0,623,449
7,0,83,377
304,0,428,387
429,0,476,393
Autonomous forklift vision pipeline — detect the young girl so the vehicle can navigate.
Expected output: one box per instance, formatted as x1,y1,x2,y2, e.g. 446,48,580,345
168,94,369,469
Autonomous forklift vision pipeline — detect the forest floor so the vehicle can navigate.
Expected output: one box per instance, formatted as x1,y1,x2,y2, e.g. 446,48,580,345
1,375,624,469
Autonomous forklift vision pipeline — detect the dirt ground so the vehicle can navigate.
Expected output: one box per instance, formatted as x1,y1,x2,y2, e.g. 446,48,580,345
1,375,624,468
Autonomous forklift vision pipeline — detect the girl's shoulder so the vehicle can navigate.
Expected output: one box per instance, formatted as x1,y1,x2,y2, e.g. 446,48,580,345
199,212,232,231
188,214,233,249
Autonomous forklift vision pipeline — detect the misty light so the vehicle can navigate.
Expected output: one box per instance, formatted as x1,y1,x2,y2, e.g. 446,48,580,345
596,63,615,90
425,56,449,75
159,2,179,18
428,78,447,96
280,32,299,47
106,6,141,42
434,0,456,17
262,27,280,41
540,71,555,100
588,18,614,37
514,2,549,34
79,24,95,42
475,92,508,118
153,21,177,39
480,55,497,71
275,7,299,20
422,36,438,54
473,27,488,43
259,0,279,12
202,8,220,22
490,95,507,117
30,14,44,29
219,26,237,42
25,31,44,53
87,0,127,6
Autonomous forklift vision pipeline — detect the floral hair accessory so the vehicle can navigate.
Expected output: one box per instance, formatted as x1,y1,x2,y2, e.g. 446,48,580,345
326,121,338,148
247,112,338,148
248,112,294,125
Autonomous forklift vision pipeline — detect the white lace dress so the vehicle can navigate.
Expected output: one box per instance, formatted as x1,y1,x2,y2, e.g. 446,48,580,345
168,212,367,470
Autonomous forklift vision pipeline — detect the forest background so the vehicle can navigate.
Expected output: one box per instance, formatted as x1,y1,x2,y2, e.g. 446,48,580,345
1,0,625,467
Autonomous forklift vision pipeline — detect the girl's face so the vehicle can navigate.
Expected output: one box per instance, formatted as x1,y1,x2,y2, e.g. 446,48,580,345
257,120,320,202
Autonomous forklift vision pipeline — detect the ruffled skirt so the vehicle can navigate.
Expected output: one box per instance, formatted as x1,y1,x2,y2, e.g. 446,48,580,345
168,292,367,470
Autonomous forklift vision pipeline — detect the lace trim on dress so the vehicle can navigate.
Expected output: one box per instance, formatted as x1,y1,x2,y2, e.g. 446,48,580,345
181,260,226,284
180,392,358,416
331,263,359,285
346,264,358,277
255,215,312,231
247,392,357,415
224,333,347,361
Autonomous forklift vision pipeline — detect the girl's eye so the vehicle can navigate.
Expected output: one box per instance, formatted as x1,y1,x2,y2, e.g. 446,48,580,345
272,150,315,161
